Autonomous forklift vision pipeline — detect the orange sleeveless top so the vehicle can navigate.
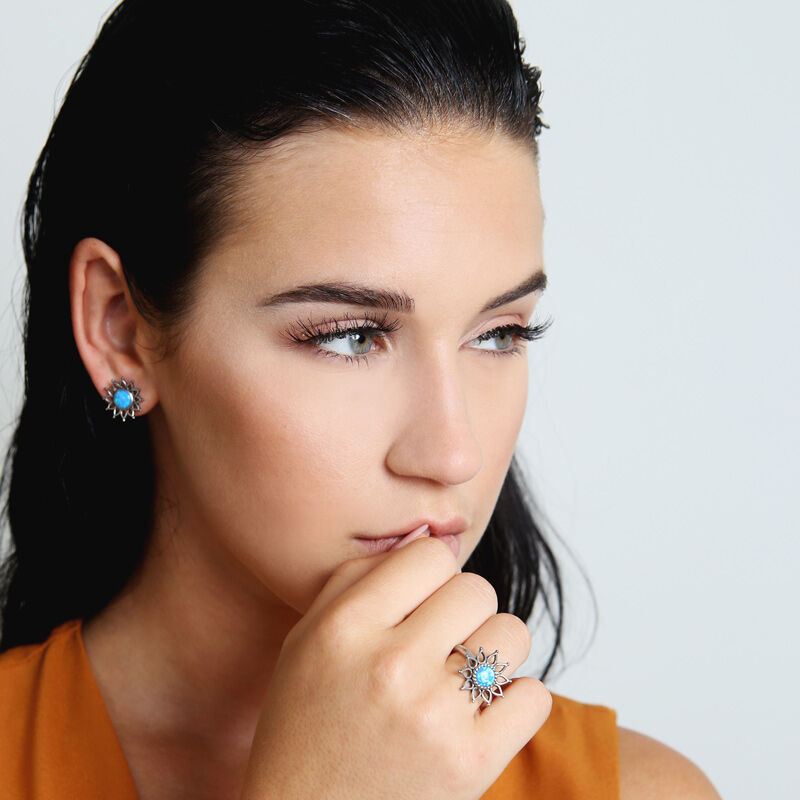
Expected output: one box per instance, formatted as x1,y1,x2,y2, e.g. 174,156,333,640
0,619,619,799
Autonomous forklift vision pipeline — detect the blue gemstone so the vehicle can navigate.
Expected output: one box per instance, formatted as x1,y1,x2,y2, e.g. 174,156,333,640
475,666,496,688
114,389,133,409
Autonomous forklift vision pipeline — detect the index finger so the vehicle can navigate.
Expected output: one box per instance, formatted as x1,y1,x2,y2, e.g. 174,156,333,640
305,534,460,632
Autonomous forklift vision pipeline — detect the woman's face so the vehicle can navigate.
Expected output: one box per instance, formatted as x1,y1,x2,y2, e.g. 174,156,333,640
145,126,545,615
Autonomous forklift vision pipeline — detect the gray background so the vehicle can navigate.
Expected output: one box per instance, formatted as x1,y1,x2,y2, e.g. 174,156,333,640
1,2,797,798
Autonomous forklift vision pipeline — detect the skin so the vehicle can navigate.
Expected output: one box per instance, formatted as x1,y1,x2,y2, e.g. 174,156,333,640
69,126,721,799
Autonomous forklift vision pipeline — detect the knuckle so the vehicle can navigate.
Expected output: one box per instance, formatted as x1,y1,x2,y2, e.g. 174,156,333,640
443,745,484,793
404,702,472,791
494,612,531,649
456,571,498,613
329,554,368,579
365,642,411,695
515,677,554,723
315,600,357,651
410,690,449,741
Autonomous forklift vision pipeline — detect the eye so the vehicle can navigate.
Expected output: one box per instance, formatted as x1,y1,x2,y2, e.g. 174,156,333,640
283,312,553,366
468,322,551,357
283,310,400,367
313,327,379,359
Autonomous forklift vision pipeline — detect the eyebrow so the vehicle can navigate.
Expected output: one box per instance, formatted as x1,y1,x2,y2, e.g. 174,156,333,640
259,270,546,314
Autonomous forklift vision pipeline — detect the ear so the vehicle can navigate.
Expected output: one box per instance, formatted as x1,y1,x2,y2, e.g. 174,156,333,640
69,237,160,417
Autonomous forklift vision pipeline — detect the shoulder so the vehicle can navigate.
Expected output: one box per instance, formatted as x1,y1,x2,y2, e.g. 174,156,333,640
0,634,50,693
0,620,82,711
618,725,722,799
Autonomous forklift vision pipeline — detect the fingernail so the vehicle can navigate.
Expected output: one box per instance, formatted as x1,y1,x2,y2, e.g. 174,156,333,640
393,524,430,549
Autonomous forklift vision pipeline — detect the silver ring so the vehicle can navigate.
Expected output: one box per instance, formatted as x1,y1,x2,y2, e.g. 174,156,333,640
452,644,512,706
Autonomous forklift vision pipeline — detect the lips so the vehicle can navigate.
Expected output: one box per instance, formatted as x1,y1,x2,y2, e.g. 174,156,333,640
354,516,468,558
360,516,468,541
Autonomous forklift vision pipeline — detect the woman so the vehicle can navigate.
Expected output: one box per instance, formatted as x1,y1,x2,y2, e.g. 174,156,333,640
0,1,721,797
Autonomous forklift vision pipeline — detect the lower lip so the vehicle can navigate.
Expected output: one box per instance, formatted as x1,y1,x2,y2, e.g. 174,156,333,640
355,533,461,558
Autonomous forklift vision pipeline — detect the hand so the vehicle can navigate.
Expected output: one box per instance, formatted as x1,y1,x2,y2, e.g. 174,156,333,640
240,535,552,800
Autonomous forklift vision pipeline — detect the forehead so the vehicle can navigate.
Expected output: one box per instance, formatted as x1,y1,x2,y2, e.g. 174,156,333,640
237,124,540,215
209,125,543,292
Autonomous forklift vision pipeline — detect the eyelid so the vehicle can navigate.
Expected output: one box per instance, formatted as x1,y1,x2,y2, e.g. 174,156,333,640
471,313,528,338
284,309,401,342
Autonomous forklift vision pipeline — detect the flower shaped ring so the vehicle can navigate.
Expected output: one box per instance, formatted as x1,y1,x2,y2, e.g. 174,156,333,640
452,644,512,706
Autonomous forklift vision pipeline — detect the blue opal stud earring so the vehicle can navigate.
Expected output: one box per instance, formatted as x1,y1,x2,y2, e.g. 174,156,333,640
103,377,143,421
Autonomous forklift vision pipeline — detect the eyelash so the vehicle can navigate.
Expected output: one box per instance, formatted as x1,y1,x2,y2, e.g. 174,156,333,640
284,310,554,367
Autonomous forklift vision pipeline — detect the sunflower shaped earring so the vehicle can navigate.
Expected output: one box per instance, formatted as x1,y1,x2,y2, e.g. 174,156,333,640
103,377,143,421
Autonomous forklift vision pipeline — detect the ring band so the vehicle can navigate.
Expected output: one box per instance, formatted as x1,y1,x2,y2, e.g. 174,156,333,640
452,644,512,706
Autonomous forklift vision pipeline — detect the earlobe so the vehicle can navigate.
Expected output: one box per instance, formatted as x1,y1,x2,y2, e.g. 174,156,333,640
69,237,158,419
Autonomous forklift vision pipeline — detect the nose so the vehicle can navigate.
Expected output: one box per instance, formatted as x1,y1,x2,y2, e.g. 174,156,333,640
384,348,484,485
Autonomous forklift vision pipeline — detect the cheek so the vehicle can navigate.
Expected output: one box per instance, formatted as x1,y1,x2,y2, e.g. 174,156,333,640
444,361,527,566
183,348,526,526
153,337,372,610
467,352,529,460
170,328,355,482
155,329,528,610
175,349,364,530
470,359,528,491
156,338,383,609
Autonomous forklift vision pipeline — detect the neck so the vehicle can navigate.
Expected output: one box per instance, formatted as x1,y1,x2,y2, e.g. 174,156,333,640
82,514,302,756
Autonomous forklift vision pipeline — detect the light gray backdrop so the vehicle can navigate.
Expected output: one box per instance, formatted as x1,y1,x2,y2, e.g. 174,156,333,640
1,2,797,798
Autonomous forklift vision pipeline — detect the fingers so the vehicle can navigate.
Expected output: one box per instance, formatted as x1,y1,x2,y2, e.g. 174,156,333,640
472,676,553,754
397,570,500,660
440,613,551,781
302,550,393,624
303,535,459,633
443,610,551,754
398,570,531,686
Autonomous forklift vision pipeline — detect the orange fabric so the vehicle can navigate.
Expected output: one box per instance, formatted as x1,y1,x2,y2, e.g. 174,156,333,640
0,619,619,799
0,619,139,800
480,690,619,799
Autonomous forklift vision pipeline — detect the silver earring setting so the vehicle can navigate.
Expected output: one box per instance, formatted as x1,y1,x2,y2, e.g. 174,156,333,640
103,377,143,421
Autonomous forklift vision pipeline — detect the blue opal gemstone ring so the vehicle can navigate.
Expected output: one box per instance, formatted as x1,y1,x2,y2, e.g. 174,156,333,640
453,644,512,706
103,377,143,421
